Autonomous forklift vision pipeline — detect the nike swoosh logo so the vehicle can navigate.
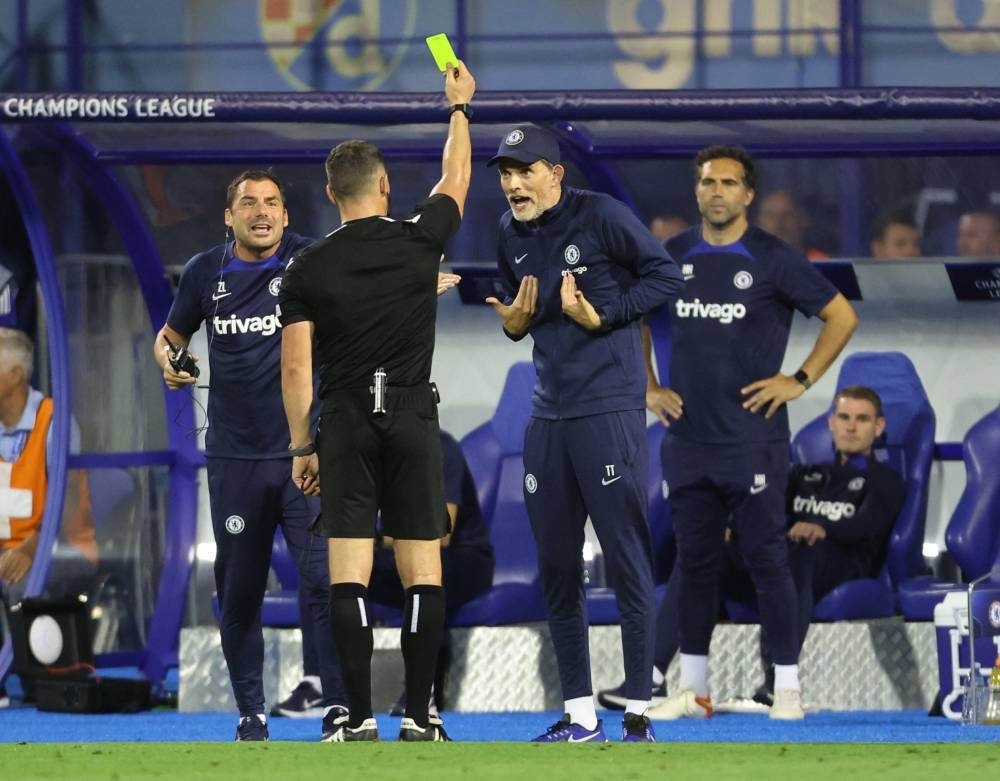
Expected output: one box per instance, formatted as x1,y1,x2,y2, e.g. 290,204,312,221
749,483,768,495
514,254,528,264
211,291,232,301
683,274,695,280
567,733,600,742
601,476,622,486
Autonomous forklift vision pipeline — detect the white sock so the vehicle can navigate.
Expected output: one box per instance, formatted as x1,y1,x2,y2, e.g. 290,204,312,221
652,666,665,687
774,664,800,691
625,699,650,716
303,675,321,691
564,696,598,730
679,653,709,697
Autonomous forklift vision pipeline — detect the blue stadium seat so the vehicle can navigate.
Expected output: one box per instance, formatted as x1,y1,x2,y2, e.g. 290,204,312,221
899,404,1000,619
87,468,136,528
724,351,935,622
586,423,674,625
450,361,547,626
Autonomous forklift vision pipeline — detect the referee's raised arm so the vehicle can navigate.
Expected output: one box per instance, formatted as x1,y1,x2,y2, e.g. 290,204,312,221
430,60,476,216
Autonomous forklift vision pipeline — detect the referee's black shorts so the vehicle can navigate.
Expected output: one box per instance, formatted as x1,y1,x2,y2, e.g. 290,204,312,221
312,383,447,541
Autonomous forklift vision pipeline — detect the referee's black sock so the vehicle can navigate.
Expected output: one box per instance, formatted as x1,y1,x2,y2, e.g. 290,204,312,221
401,584,445,728
328,582,374,727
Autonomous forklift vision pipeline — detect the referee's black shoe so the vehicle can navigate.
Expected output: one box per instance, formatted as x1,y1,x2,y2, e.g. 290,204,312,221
322,710,379,743
398,717,450,742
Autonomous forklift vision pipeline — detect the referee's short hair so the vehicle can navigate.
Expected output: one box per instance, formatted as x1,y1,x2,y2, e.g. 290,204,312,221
326,140,386,201
225,169,285,209
694,145,757,192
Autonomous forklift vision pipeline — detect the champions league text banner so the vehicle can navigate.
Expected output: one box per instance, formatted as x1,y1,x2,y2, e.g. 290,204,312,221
2,95,219,120
0,93,457,123
7,90,1000,125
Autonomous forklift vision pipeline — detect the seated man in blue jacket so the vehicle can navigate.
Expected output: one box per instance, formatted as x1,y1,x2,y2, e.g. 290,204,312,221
779,385,906,677
601,384,905,713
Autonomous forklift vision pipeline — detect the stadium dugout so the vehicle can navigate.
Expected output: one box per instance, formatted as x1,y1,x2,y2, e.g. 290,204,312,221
1,88,999,709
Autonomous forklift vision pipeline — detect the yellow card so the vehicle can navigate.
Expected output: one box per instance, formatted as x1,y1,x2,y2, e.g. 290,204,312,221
426,33,459,73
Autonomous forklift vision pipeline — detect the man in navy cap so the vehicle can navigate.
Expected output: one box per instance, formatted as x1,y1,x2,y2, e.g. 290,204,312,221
485,125,685,743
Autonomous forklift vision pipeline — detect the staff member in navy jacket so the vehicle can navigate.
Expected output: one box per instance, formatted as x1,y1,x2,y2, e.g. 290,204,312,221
485,125,684,744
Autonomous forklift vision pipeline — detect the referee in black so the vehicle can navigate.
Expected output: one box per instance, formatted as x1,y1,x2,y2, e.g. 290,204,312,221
279,60,475,742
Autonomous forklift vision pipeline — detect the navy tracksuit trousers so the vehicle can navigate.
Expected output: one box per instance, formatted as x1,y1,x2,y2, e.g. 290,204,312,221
208,457,345,715
662,434,799,667
523,410,655,702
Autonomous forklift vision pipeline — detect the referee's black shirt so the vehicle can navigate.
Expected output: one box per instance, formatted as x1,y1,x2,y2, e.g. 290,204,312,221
279,193,460,407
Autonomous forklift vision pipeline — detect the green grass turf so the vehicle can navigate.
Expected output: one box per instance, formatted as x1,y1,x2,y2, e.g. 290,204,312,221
0,742,997,781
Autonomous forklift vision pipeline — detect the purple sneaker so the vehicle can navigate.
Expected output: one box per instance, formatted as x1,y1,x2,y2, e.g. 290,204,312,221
621,713,656,742
531,715,607,743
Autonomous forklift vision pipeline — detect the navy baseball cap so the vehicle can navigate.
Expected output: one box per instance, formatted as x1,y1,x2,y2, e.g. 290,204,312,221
486,125,562,167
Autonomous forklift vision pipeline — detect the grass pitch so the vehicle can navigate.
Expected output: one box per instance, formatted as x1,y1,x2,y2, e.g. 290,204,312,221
1,742,997,781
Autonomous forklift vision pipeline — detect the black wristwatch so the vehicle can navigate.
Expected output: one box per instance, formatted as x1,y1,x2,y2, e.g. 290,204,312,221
449,103,472,120
288,442,315,457
793,369,812,390
597,309,611,331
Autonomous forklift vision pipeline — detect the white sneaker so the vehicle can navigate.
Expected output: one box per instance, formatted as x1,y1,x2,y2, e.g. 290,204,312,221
646,690,713,720
769,688,805,720
713,696,770,715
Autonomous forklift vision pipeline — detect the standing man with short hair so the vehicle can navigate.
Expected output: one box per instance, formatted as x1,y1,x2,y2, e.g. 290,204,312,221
485,125,685,743
280,60,475,743
153,170,346,742
646,145,858,722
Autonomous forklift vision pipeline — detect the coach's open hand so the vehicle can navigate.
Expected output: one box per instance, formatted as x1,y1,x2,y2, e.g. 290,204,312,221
486,275,537,336
560,273,601,330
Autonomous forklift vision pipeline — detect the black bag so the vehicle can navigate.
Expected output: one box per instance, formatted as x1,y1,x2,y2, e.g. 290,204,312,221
9,595,151,713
